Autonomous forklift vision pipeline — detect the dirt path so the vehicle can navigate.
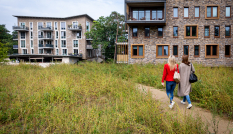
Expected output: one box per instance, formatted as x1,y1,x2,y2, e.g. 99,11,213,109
137,84,233,134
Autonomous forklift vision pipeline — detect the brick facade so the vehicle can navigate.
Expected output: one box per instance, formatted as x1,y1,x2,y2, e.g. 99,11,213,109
127,0,233,66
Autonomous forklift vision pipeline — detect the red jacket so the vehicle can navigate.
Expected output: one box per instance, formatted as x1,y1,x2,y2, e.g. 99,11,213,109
161,64,179,82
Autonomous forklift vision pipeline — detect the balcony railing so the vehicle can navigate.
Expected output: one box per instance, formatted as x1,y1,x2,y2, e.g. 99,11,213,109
38,26,53,31
38,35,53,40
127,12,164,21
13,45,18,49
12,26,29,31
87,45,93,49
39,44,54,48
67,25,82,31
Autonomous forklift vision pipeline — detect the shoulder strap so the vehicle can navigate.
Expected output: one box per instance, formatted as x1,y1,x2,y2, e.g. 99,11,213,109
191,63,192,72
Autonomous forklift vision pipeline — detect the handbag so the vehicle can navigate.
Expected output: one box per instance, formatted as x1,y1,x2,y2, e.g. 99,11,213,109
189,63,198,83
173,64,180,83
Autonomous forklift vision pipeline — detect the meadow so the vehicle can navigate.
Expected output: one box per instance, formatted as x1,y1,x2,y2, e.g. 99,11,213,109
0,63,208,133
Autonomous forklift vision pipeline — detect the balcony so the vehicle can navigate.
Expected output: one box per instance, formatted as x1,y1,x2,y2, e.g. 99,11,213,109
13,34,18,40
39,44,54,48
125,0,166,25
12,26,29,31
68,25,82,31
13,45,18,49
86,45,93,49
38,35,53,40
38,26,53,31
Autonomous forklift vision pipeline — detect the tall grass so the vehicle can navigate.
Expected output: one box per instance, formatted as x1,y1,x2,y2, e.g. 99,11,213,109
0,63,207,133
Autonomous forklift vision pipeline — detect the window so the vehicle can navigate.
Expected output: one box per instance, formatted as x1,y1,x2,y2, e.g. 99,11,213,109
47,32,52,38
131,44,144,58
214,26,220,38
38,22,43,29
39,40,43,46
31,40,33,48
173,26,178,38
225,45,231,57
47,22,51,29
145,10,150,20
183,45,189,55
173,45,178,57
226,6,231,18
145,27,150,37
184,25,198,38
47,50,51,54
73,40,78,47
31,32,33,39
21,40,25,48
74,49,78,55
158,27,163,38
73,22,78,28
206,6,219,19
61,31,66,39
38,31,43,38
195,7,200,18
62,49,67,55
184,7,189,18
31,49,34,54
173,7,178,18
22,49,27,54
132,8,163,20
77,31,81,38
39,49,43,54
225,26,231,38
194,45,200,57
56,31,58,39
21,32,25,39
61,40,66,47
56,49,59,55
204,26,210,38
55,22,58,30
30,22,33,30
132,27,138,37
55,40,58,48
47,41,52,45
61,22,66,30
86,21,90,31
156,44,169,58
205,44,219,58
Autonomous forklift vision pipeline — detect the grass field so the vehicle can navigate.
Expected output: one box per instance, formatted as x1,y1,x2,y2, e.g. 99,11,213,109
0,63,207,133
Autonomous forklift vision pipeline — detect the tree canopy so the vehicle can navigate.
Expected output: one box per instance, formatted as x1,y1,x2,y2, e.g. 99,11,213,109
85,11,125,59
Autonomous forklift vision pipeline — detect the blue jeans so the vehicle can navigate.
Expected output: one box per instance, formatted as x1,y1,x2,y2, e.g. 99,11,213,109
183,95,191,104
166,81,176,104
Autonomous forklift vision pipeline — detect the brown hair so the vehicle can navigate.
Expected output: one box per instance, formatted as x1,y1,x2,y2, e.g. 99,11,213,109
182,55,190,66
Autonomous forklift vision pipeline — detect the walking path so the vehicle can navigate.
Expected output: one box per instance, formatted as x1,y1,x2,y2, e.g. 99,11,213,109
137,84,233,134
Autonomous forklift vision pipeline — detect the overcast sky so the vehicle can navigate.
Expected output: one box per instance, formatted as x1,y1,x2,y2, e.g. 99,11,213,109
0,0,124,33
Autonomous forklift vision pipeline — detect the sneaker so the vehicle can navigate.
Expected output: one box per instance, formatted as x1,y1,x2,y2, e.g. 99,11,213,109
171,101,175,106
181,101,186,105
169,104,173,109
187,104,192,109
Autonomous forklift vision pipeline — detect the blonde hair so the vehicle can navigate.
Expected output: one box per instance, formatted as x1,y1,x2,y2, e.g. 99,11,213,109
168,55,176,71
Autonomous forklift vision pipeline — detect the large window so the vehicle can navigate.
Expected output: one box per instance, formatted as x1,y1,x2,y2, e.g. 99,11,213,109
194,45,200,57
38,22,43,29
30,31,33,39
205,44,219,58
132,27,138,37
195,7,200,18
183,45,189,55
55,22,58,30
225,26,231,38
156,44,169,58
77,31,81,38
132,8,163,20
184,7,189,18
173,26,178,38
206,6,219,19
173,45,178,57
39,49,43,54
131,44,144,58
74,49,79,55
158,27,163,38
56,31,58,39
204,26,210,38
86,21,90,31
214,26,220,38
225,45,231,57
21,40,25,48
173,7,178,18
22,49,27,54
61,40,66,47
73,40,78,47
185,25,198,38
61,22,66,30
31,49,34,54
21,32,25,39
30,40,33,48
56,49,59,55
47,22,51,29
61,31,66,39
226,6,231,18
145,27,150,37
62,49,67,56
30,22,33,30
55,40,58,48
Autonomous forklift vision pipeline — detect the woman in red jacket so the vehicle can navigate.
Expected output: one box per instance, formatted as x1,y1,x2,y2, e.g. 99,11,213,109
161,55,179,109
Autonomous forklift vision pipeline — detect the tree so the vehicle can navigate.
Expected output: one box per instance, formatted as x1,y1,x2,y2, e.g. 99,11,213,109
85,11,125,59
0,42,9,62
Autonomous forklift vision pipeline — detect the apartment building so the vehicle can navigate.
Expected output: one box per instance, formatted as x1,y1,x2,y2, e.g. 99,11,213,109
11,14,95,63
116,0,233,66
